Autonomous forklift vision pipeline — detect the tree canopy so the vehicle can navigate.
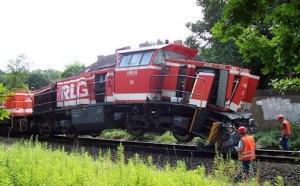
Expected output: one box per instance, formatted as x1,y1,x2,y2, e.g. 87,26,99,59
2,56,85,91
185,0,276,89
0,70,5,85
4,54,31,90
212,0,300,92
0,84,10,120
27,69,61,90
61,61,85,79
185,0,244,67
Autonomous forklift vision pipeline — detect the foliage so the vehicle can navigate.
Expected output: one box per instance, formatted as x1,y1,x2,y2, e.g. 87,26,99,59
253,130,281,149
184,0,276,89
100,129,202,145
0,139,247,186
0,84,11,120
210,151,237,182
4,54,31,90
212,0,300,92
185,0,244,66
254,122,300,150
1,54,62,90
0,70,5,86
100,130,175,143
289,122,300,151
27,69,61,90
61,61,85,79
210,147,259,183
150,132,176,143
101,129,134,140
271,78,300,94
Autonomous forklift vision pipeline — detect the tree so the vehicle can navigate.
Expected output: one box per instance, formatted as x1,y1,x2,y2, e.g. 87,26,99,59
212,0,300,92
4,54,31,90
43,69,61,82
28,69,61,90
0,84,10,120
61,61,85,79
185,0,244,66
0,70,6,86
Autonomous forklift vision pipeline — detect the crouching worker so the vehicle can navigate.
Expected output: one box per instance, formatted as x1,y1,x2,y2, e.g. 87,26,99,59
236,126,256,179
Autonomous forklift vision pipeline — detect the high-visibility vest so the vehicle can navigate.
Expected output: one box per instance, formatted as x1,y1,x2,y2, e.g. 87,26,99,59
241,135,256,161
281,120,291,136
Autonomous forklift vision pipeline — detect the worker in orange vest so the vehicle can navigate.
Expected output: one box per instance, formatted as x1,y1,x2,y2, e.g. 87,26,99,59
236,126,256,178
277,114,291,151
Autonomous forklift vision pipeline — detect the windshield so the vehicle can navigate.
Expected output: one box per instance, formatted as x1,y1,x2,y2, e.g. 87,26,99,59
119,50,153,67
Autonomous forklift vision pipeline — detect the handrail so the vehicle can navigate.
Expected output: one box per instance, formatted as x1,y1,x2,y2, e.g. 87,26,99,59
149,74,205,106
33,78,113,109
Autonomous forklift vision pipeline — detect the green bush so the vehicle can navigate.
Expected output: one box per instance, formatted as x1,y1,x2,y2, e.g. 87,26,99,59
253,130,281,149
101,129,132,140
254,122,300,150
289,122,300,150
153,132,177,144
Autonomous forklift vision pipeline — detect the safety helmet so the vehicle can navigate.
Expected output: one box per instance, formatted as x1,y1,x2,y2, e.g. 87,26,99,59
277,114,284,120
237,126,247,133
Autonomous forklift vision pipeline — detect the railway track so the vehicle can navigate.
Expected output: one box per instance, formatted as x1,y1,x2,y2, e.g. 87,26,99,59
39,136,299,164
255,149,300,163
1,134,298,164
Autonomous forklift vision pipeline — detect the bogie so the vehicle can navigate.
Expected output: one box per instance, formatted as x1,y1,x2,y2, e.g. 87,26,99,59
64,127,78,140
128,129,145,137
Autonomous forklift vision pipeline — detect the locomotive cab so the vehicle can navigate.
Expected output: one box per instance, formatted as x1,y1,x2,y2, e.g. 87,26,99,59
114,44,198,103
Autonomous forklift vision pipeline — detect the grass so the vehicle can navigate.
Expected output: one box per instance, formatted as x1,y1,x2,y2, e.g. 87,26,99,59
100,129,208,145
2,122,298,186
0,138,263,186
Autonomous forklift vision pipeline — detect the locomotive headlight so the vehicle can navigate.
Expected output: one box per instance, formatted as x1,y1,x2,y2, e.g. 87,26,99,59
249,118,255,125
223,123,235,134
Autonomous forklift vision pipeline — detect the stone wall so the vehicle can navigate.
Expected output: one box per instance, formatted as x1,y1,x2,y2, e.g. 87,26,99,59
249,90,300,131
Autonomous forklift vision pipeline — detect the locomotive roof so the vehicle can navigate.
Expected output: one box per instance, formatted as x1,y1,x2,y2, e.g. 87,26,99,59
117,44,198,58
77,45,202,75
76,54,116,75
117,44,169,53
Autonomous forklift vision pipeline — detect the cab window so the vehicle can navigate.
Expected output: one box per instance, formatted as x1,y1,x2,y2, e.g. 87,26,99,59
153,50,165,65
153,49,186,65
140,51,153,65
165,51,185,60
129,53,143,66
119,54,131,67
119,50,153,67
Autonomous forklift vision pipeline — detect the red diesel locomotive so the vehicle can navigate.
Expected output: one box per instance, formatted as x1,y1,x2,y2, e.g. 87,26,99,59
0,90,34,134
1,42,259,149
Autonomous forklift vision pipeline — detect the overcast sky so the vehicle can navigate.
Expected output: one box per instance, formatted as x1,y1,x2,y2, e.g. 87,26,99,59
0,0,202,71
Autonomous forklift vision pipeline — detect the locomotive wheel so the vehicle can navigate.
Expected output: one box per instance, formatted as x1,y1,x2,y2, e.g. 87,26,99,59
42,132,52,139
90,133,100,138
128,129,145,136
65,128,78,140
173,132,194,142
39,127,52,139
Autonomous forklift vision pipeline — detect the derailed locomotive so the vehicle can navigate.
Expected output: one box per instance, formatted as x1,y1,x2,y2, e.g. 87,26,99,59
1,42,259,149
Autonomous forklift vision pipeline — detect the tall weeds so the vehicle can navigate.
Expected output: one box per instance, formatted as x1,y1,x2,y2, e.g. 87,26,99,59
0,138,265,185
